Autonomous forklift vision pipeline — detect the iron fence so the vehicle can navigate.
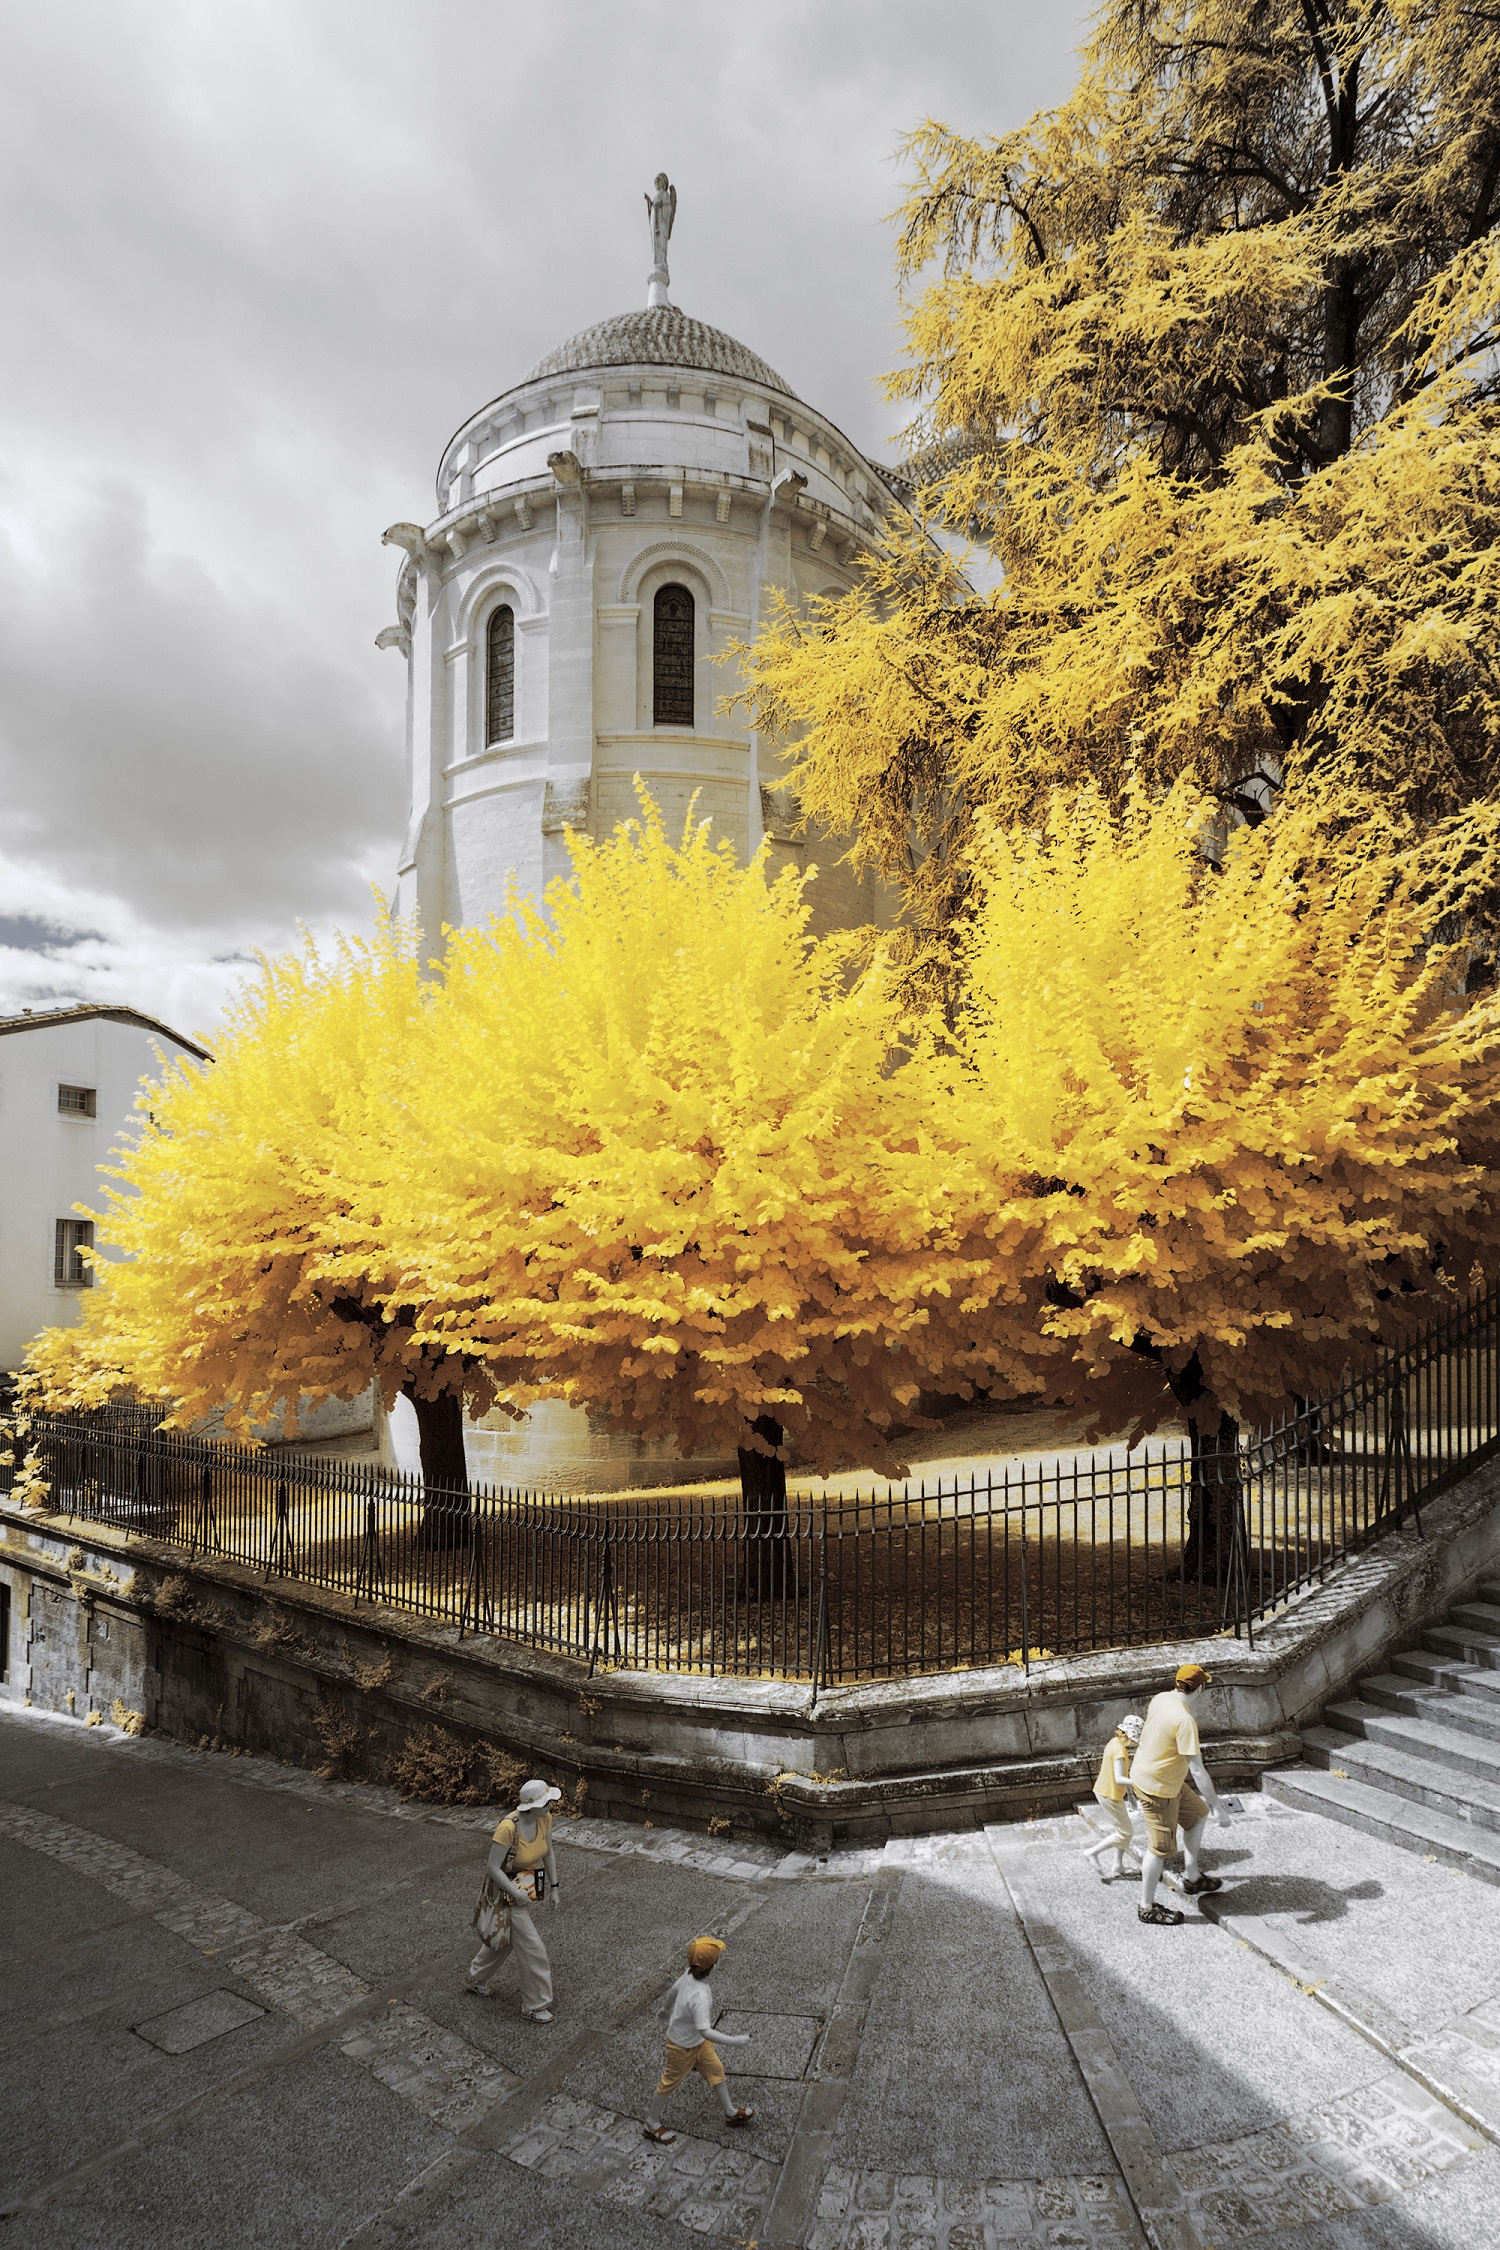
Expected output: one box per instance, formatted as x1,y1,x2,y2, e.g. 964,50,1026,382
5,1280,1498,1683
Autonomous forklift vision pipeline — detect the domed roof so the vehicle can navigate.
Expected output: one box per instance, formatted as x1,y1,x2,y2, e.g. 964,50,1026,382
523,306,793,397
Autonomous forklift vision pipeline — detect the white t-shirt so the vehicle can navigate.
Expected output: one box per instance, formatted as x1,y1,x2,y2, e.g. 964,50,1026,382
663,1970,716,2047
1128,1689,1201,1799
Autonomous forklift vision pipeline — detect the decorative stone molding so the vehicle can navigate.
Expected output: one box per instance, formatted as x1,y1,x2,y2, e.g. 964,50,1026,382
620,482,636,517
514,496,534,532
668,482,683,518
374,624,410,658
548,449,582,488
715,488,732,524
618,540,732,611
454,559,545,632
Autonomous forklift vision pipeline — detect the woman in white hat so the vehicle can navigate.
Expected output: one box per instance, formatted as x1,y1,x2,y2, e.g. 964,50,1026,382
465,1776,563,2022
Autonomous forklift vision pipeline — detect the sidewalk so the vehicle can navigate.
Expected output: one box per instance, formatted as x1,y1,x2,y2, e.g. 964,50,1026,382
2,1701,1498,2249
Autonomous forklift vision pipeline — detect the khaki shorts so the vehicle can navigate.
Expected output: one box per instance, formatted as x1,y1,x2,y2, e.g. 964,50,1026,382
1136,1784,1207,1857
656,2038,726,2095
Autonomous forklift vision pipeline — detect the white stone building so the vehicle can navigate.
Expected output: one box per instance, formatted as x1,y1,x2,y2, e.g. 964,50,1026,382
0,1004,209,1377
377,189,900,1488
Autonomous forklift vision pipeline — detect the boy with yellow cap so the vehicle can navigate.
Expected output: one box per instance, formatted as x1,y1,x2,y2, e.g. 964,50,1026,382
642,1936,755,2143
1129,1663,1230,1926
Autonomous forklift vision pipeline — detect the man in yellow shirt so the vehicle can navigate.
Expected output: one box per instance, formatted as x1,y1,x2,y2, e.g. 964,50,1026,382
1127,1663,1228,1927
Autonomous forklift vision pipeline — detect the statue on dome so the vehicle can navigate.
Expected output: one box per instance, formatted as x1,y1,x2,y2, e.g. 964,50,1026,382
645,172,676,308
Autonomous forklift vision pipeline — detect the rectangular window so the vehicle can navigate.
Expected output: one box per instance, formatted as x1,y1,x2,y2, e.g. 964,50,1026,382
54,1217,94,1288
0,1583,9,1683
58,1085,96,1117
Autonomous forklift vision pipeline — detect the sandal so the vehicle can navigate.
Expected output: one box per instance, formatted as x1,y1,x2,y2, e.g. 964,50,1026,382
724,2107,756,2128
1138,1901,1185,1926
524,2008,554,2023
642,2124,676,2145
1181,1874,1223,1896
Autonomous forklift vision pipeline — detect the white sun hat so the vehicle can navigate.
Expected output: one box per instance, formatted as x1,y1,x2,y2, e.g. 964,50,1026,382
1119,1714,1146,1742
517,1778,562,1810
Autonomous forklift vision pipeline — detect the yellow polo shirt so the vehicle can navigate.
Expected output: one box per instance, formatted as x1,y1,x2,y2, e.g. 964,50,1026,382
1128,1690,1200,1799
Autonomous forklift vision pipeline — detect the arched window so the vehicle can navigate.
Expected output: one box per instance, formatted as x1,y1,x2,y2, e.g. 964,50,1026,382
486,603,515,744
652,583,695,727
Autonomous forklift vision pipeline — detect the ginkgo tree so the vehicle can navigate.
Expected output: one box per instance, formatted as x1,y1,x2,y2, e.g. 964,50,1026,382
25,796,982,1532
915,783,1500,1568
740,0,1500,955
381,794,979,1525
21,918,493,1542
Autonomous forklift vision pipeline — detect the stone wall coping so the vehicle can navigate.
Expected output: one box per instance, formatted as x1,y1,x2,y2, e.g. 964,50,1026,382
5,1447,1496,1746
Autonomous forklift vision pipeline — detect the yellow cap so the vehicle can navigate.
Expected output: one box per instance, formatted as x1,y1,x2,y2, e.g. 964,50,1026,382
687,1936,726,1970
1175,1663,1213,1689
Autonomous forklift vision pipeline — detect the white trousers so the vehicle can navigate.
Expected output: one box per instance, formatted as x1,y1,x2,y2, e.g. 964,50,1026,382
1089,1799,1135,1851
468,1907,553,2013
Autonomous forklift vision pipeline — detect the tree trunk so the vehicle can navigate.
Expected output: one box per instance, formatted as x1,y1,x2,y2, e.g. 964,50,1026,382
737,1413,792,1595
405,1386,472,1550
1181,1409,1245,1590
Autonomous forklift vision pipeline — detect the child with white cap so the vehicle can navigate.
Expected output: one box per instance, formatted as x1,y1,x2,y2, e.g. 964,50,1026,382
465,1776,563,2020
642,1935,755,2143
1082,1713,1145,1879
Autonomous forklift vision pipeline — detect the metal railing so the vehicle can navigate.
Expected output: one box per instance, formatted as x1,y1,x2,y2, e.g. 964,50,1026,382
5,1280,1498,1683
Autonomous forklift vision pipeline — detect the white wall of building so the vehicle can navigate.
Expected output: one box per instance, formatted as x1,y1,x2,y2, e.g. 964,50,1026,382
0,1008,204,1373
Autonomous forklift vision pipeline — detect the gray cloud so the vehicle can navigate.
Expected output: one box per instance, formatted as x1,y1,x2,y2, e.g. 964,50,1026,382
0,0,1090,1028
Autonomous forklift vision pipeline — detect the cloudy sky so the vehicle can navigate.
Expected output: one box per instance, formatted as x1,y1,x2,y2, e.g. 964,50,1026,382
0,0,1089,1041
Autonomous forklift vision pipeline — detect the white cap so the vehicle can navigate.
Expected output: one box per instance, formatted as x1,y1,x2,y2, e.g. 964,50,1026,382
517,1778,562,1810
1119,1714,1146,1742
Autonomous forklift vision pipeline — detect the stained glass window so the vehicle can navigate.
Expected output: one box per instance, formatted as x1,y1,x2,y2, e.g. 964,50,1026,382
653,583,695,727
486,604,515,744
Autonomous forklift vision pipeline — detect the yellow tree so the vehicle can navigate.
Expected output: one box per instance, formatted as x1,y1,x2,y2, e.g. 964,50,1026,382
919,782,1500,1567
741,1,1500,952
22,919,488,1541
382,794,982,1519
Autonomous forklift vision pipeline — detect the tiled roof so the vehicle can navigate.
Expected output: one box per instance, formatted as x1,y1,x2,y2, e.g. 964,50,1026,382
0,1001,211,1060
523,307,794,397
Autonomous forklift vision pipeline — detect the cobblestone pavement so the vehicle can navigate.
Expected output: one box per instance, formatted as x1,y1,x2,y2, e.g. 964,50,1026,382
4,1705,1500,2250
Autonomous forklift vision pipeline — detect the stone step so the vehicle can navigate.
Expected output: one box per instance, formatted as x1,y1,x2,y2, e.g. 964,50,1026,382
1302,1724,1500,1832
1388,1648,1500,1699
1354,1673,1500,1746
1475,1581,1500,1609
1447,1600,1500,1636
1323,1698,1500,1776
1422,1621,1500,1670
1264,1766,1500,1886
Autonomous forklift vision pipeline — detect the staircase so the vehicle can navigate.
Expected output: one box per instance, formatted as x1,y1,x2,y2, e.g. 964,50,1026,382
1266,1581,1500,1883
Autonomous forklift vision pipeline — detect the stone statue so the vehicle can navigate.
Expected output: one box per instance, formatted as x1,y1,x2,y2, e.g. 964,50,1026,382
645,172,676,307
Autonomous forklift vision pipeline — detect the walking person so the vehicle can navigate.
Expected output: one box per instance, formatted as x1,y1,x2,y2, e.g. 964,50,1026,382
465,1777,562,2020
642,1936,755,2143
1082,1713,1145,1880
1129,1662,1229,1926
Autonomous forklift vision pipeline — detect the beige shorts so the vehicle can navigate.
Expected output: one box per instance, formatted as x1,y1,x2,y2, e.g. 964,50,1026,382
1136,1784,1207,1857
656,2038,725,2095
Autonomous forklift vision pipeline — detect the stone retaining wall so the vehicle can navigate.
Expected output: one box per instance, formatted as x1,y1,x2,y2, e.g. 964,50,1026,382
2,1460,1497,1848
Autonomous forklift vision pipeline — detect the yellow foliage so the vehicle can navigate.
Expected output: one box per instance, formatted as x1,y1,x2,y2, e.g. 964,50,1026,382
24,794,976,1479
388,793,975,1475
918,784,1500,1431
21,915,463,1439
739,2,1500,943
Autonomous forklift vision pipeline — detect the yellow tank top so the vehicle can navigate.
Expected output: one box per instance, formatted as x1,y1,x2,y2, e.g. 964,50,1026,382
493,1812,551,1871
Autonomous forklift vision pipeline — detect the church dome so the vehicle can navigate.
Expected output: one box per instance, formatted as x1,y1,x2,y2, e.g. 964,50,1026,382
523,306,794,398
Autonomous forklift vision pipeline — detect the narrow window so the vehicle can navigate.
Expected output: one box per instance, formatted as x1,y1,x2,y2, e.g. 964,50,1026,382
54,1217,94,1288
486,603,515,744
58,1084,96,1117
653,583,695,727
0,1583,9,1681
